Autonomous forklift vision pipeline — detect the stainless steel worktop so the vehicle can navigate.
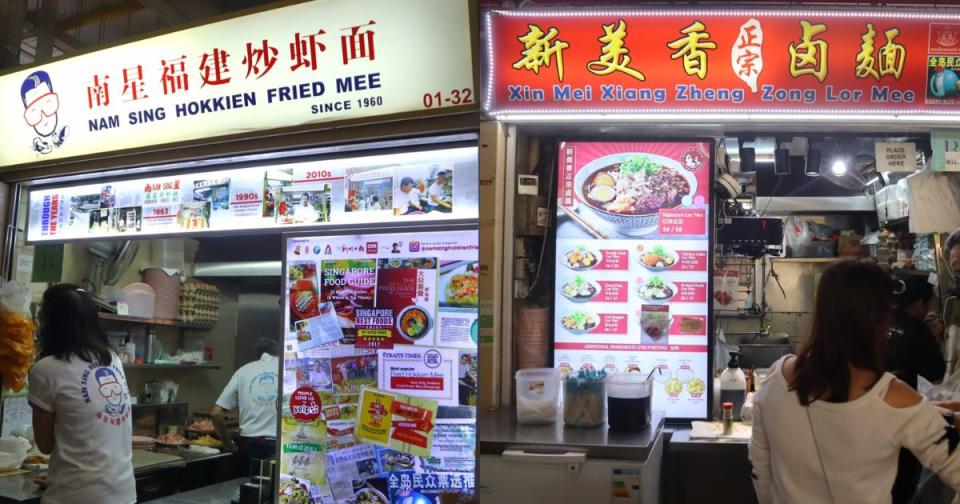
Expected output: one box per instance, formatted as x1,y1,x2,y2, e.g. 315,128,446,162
149,477,249,504
478,407,665,460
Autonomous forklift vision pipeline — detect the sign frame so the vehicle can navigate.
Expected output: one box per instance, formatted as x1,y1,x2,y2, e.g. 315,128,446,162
0,0,481,172
550,136,715,422
22,139,480,244
485,7,960,123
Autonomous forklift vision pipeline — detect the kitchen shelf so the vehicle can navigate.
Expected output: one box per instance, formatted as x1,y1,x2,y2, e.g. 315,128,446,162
132,401,189,409
716,310,764,318
881,217,909,229
769,257,838,263
99,313,211,331
123,363,220,370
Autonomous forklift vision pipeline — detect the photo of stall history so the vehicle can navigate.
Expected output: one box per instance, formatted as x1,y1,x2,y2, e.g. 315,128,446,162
282,230,478,503
554,141,712,420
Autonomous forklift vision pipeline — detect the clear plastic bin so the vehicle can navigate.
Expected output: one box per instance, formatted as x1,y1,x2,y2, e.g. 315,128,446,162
515,368,561,425
564,374,606,427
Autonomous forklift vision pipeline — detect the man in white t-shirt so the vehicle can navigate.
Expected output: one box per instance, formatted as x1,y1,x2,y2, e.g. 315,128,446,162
212,337,280,473
394,177,422,215
426,170,452,213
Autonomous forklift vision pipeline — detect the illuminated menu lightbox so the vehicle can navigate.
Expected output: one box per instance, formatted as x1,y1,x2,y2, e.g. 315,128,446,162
26,146,479,242
553,141,712,419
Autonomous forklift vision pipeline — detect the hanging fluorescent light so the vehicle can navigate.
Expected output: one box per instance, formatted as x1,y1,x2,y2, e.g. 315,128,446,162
805,148,822,177
865,175,881,186
830,159,848,176
774,147,792,175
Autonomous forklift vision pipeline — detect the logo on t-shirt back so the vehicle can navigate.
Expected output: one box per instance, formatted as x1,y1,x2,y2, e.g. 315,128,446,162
80,363,130,425
249,372,278,407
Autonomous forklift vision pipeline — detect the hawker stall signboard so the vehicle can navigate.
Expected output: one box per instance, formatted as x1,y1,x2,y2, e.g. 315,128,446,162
26,146,478,242
486,9,960,118
554,141,711,419
0,0,475,168
281,230,479,502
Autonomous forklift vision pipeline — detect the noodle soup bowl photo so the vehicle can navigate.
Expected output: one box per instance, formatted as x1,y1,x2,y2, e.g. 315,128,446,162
574,153,698,236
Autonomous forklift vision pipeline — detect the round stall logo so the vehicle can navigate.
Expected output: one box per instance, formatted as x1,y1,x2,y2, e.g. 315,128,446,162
680,147,707,172
289,386,322,422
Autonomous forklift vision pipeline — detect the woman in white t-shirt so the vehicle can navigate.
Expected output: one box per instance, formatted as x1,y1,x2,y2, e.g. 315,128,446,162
750,261,960,504
28,284,135,504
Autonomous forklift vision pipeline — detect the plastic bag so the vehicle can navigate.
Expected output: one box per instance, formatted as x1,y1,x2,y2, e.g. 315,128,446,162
926,370,960,402
0,436,30,471
0,280,30,316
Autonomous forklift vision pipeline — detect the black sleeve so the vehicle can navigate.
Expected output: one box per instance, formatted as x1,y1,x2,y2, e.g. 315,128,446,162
914,323,947,383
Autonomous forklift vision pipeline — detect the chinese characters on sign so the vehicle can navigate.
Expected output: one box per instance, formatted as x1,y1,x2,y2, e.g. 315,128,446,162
513,24,569,81
89,28,371,110
587,20,645,81
490,11,954,113
667,21,717,79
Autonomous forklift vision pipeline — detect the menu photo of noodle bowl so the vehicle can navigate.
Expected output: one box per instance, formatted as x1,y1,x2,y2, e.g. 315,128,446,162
636,276,677,304
561,310,598,335
560,275,600,303
574,153,697,236
636,243,679,272
562,244,602,270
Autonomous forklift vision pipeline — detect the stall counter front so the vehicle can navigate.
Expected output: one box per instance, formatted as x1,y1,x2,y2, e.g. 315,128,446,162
477,408,664,502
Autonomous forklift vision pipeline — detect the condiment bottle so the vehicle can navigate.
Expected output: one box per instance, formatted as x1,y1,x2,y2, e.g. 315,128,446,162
722,402,734,435
720,351,747,420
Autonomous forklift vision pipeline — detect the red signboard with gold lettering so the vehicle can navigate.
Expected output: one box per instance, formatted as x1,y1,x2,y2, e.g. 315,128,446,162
485,9,960,115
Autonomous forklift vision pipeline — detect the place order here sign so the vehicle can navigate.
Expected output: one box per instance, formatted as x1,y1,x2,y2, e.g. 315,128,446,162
0,0,474,168
486,9,960,114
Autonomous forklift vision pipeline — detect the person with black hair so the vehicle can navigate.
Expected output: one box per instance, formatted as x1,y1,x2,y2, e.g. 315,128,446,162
888,273,947,504
394,176,422,215
212,337,280,474
948,227,960,294
426,170,452,213
750,261,960,504
28,284,135,504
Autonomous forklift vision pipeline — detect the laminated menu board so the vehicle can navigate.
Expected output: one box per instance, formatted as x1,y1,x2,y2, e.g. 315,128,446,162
554,141,712,419
281,229,479,502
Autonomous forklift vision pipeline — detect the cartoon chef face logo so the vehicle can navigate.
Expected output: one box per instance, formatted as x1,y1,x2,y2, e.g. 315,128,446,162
249,372,278,407
20,70,68,154
95,367,124,407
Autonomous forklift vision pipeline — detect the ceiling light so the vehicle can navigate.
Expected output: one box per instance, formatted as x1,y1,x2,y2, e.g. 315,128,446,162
774,148,791,175
830,159,848,176
805,149,822,177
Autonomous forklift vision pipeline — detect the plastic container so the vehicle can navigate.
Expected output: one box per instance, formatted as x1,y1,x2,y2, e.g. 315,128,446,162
515,368,561,425
563,371,606,427
606,372,653,431
143,268,180,320
121,283,155,319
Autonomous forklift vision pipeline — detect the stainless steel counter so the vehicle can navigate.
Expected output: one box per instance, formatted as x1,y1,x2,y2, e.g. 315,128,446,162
0,449,235,504
478,407,665,460
0,472,40,504
149,477,249,504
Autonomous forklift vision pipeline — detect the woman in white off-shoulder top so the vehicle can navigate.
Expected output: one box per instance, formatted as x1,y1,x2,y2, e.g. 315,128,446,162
750,260,960,504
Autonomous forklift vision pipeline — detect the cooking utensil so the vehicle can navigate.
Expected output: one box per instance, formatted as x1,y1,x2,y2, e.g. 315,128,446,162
559,204,607,240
